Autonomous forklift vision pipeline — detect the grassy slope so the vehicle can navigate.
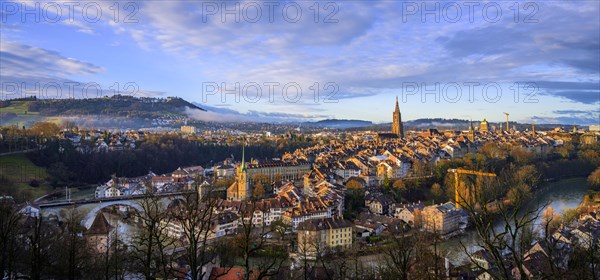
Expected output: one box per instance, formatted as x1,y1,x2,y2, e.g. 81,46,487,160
0,154,50,200
0,101,44,126
0,101,38,115
0,97,196,126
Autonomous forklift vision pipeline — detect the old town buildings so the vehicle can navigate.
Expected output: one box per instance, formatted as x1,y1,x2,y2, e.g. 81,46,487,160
297,217,353,257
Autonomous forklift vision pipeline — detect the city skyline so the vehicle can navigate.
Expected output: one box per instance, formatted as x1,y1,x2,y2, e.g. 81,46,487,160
1,1,598,125
1,2,599,278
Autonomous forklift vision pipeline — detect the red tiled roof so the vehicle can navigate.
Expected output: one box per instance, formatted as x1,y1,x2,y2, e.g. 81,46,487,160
209,267,261,280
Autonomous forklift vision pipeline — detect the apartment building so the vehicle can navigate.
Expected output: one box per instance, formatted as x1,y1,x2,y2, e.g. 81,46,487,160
422,202,462,235
297,217,353,257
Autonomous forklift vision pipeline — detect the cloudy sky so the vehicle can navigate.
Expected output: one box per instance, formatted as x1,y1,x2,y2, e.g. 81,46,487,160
1,0,599,124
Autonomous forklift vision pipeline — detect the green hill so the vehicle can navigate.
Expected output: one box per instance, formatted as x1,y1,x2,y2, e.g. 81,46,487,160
0,96,205,127
0,154,50,201
24,95,203,117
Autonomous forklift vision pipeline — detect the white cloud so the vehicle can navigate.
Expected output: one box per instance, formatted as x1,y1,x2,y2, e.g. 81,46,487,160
0,41,104,78
61,19,94,34
2,0,598,124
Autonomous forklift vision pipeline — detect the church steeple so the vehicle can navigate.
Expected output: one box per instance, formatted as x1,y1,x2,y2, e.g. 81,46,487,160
241,144,246,172
392,96,404,138
468,119,475,142
228,144,249,201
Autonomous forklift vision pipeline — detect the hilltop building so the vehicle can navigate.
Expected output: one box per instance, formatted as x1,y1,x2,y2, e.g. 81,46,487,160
181,125,196,134
479,119,489,132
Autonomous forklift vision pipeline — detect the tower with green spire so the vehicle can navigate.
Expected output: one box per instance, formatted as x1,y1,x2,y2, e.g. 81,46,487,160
241,145,246,172
227,144,250,200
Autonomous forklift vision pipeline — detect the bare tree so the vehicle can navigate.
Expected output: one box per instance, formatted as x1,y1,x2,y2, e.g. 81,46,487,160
534,207,569,279
235,202,287,280
380,227,415,280
295,228,338,280
172,190,220,280
51,207,90,280
0,197,22,279
347,243,369,280
568,223,600,280
294,221,356,280
130,193,177,279
270,218,291,242
23,215,55,280
106,220,128,280
458,169,548,279
296,229,318,280
415,227,445,280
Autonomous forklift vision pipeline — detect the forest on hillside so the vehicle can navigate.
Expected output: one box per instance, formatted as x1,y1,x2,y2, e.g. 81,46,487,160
2,95,204,119
25,135,316,186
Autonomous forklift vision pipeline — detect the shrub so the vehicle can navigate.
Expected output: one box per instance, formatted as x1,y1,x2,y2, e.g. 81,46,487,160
29,179,40,188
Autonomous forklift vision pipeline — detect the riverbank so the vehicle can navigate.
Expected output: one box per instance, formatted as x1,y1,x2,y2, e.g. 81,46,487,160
579,187,600,211
442,177,589,264
530,177,588,215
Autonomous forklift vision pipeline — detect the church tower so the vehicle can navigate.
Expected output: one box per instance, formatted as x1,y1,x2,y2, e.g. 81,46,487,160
227,146,250,200
468,120,475,142
391,97,404,138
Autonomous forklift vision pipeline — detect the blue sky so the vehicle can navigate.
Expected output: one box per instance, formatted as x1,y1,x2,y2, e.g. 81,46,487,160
1,0,599,124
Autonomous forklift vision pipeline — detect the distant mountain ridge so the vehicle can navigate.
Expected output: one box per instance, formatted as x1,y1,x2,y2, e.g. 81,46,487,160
304,118,577,131
0,97,585,129
301,119,374,129
300,118,472,129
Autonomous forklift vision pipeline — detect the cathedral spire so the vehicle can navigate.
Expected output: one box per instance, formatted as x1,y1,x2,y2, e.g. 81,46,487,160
241,143,246,172
392,96,404,138
468,119,475,142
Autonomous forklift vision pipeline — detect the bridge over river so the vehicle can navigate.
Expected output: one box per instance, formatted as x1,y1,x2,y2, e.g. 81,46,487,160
38,191,194,228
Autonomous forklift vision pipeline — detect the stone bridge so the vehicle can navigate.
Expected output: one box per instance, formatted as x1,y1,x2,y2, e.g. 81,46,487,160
81,200,144,228
39,193,189,229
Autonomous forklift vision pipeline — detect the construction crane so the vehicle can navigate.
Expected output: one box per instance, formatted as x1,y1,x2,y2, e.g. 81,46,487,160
503,112,510,133
448,168,496,208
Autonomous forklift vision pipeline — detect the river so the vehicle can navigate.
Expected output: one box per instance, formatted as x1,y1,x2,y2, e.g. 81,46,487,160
442,177,589,264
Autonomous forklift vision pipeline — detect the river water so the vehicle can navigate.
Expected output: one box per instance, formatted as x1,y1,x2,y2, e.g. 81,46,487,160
443,177,589,264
